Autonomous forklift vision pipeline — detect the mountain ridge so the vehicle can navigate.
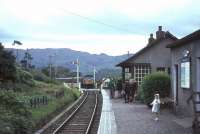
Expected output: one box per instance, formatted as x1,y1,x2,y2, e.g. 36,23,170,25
7,48,132,74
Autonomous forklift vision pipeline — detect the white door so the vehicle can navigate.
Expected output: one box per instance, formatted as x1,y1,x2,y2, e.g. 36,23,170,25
197,58,200,92
173,65,178,105
196,58,200,111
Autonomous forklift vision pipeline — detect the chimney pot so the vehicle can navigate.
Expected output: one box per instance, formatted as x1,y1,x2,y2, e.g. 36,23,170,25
156,26,165,39
159,26,162,31
150,33,153,38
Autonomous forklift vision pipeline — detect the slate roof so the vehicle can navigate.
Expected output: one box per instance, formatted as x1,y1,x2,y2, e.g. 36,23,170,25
166,29,200,48
116,31,177,67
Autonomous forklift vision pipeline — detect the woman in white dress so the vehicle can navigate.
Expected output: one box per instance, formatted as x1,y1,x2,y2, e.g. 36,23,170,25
151,94,161,121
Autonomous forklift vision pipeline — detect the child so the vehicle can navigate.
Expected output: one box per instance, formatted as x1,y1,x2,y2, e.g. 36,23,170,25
151,94,161,121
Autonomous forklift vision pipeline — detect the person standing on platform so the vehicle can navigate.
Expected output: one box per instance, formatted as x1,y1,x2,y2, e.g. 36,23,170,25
122,82,126,99
108,78,115,99
151,94,161,121
117,79,122,98
129,79,137,103
124,80,130,103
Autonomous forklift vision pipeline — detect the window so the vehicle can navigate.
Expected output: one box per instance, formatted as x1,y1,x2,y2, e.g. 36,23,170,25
134,64,151,85
125,68,129,73
181,61,190,89
125,67,131,80
157,67,165,72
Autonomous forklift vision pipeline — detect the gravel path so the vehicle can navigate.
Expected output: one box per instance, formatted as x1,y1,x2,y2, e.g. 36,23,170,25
112,99,193,134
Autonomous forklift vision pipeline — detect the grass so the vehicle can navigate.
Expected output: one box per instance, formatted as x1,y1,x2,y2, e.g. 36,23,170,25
1,74,81,133
31,96,71,122
14,80,81,127
30,89,79,124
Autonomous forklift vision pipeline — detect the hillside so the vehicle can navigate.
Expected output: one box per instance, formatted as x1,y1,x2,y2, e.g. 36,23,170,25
8,48,131,74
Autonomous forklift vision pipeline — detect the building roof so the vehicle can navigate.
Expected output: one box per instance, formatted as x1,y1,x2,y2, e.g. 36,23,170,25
116,31,177,67
56,77,83,83
166,29,200,48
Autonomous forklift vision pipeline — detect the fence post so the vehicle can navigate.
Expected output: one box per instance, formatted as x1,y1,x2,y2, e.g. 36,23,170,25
34,98,37,108
30,99,33,108
37,97,39,107
42,96,44,105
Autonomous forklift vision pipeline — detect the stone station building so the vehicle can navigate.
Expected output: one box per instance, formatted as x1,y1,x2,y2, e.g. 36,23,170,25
167,29,200,117
116,26,177,86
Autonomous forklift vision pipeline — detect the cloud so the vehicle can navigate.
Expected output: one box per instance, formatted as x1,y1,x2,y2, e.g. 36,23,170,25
0,29,16,40
3,34,147,56
0,0,200,55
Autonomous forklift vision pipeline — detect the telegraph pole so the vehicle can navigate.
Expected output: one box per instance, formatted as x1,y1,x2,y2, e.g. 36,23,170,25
54,53,57,79
71,58,80,89
76,58,80,88
93,66,96,88
49,55,52,80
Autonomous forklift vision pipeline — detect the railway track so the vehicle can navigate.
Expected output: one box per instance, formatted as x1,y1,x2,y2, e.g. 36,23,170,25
41,91,102,134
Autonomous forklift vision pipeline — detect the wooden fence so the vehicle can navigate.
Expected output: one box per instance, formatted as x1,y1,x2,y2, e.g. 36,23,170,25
29,90,65,108
30,96,48,108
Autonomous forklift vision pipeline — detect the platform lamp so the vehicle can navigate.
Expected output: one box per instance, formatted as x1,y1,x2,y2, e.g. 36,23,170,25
12,40,22,62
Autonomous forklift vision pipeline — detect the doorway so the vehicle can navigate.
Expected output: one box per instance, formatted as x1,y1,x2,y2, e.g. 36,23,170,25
196,58,200,112
197,58,200,92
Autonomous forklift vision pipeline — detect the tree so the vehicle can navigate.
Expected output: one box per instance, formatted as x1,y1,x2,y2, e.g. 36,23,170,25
0,43,16,83
96,68,121,80
20,49,34,70
55,66,71,78
42,66,73,78
69,71,82,77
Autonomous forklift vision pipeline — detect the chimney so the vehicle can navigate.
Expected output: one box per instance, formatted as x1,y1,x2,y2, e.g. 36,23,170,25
148,33,155,44
156,26,165,39
159,26,162,31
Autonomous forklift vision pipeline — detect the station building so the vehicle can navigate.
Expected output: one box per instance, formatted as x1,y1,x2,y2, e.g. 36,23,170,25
167,29,200,116
116,26,177,85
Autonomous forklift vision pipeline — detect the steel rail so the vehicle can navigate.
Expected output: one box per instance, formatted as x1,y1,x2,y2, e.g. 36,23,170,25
52,92,89,134
85,93,98,134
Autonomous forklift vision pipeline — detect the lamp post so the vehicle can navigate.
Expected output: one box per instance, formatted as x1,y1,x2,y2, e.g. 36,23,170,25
12,40,22,62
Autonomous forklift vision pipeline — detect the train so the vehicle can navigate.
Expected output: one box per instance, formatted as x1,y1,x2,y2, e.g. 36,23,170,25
81,75,94,89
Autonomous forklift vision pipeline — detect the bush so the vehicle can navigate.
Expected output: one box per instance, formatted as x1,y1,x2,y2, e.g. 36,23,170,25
140,72,170,105
0,44,16,83
0,90,33,134
71,88,81,100
31,70,51,83
16,67,35,86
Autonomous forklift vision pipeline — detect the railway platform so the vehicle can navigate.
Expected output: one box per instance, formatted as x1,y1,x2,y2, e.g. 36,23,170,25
97,89,117,134
112,98,193,134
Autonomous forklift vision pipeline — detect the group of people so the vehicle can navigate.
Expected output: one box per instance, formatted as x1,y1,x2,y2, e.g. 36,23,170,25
109,78,161,121
122,79,161,121
122,79,138,103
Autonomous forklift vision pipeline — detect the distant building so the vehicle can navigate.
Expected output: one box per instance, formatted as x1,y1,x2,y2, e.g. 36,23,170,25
116,26,177,85
56,77,82,88
167,29,200,116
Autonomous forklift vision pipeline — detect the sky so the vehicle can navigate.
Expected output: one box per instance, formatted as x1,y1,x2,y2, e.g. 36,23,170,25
0,0,199,56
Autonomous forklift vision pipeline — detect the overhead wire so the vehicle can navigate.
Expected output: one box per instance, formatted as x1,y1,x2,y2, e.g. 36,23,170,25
58,8,134,34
